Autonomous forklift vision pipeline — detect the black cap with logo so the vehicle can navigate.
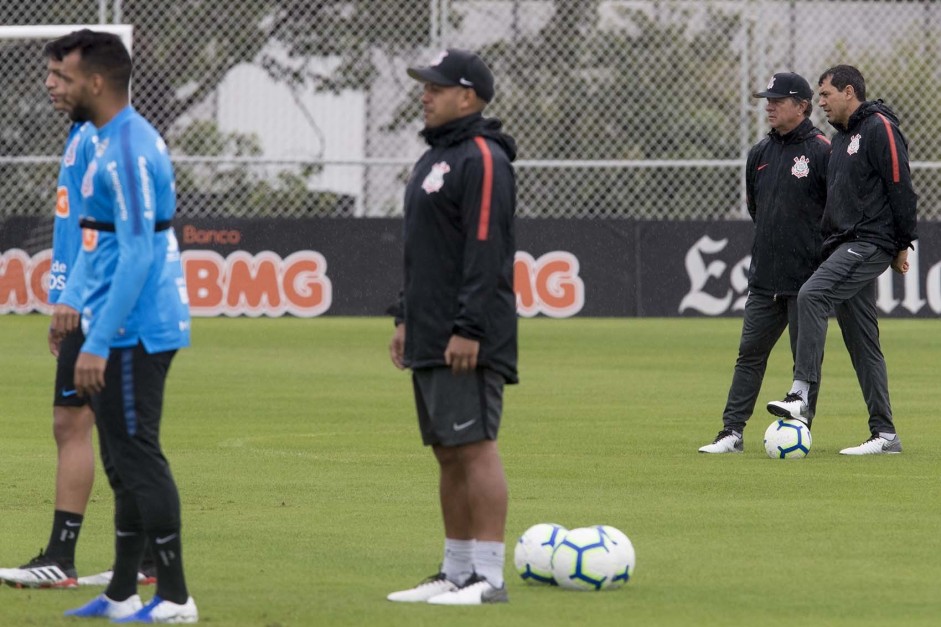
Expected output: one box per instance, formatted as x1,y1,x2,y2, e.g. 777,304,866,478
753,72,813,100
407,48,495,103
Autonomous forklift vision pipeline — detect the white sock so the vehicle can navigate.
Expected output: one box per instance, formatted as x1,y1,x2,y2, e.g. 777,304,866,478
789,380,811,400
473,541,505,588
442,538,474,585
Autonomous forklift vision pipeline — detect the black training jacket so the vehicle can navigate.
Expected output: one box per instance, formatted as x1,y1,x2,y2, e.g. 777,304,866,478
823,100,918,258
395,113,518,383
745,117,831,296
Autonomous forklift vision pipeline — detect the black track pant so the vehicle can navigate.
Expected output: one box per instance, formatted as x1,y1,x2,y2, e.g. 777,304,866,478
722,292,820,433
795,241,896,435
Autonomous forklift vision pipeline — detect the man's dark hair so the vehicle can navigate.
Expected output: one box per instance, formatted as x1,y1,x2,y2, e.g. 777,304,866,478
44,29,131,92
819,64,866,101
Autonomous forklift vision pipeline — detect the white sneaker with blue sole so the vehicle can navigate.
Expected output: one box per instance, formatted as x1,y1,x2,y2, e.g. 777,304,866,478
111,595,198,624
64,594,143,619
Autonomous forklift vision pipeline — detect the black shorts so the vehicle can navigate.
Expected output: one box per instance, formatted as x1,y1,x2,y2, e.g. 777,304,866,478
54,328,90,407
412,367,504,447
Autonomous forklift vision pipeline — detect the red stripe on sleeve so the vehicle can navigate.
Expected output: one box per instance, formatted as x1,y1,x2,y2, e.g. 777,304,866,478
876,113,900,183
472,136,493,240
815,134,831,145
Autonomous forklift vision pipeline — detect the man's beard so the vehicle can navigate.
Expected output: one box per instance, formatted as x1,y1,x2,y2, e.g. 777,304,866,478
69,103,91,123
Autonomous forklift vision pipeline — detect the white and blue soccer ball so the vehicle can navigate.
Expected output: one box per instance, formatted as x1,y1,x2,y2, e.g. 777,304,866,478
550,525,636,591
513,523,567,585
764,419,812,459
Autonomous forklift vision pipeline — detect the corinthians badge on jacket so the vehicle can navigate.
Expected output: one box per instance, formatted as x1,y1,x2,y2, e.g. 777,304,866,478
791,155,810,178
421,161,450,193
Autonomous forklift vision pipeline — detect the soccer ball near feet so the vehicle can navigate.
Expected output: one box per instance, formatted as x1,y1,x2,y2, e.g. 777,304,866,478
764,419,812,459
513,523,567,585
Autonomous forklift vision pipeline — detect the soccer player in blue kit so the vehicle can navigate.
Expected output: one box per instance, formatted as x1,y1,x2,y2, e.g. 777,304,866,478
32,30,198,623
0,121,98,589
0,35,154,590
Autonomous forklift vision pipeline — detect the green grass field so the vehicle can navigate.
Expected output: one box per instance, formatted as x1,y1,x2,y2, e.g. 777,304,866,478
1,315,939,626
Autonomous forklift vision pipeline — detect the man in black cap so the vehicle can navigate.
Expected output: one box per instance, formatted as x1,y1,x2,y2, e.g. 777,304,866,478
766,65,917,455
386,48,517,605
699,71,831,453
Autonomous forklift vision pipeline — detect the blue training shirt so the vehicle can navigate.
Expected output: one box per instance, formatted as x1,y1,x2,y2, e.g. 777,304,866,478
78,105,191,358
49,122,96,305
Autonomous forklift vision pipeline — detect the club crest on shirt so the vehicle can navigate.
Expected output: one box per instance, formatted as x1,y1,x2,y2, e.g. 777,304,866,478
422,161,451,194
847,133,861,155
791,155,810,179
81,161,97,197
63,134,80,167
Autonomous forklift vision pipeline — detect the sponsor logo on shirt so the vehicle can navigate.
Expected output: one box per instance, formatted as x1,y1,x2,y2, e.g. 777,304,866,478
791,155,810,179
421,161,451,194
847,133,861,155
56,186,70,217
82,228,98,252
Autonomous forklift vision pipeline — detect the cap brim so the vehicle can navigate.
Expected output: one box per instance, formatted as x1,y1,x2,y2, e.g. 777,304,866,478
407,66,459,86
753,90,811,99
753,90,789,98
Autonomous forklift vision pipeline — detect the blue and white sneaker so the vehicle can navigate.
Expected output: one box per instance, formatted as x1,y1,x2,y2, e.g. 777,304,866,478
111,595,198,624
64,594,143,619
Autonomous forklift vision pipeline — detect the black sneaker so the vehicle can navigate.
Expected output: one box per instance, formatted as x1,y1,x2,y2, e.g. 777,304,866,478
0,549,78,588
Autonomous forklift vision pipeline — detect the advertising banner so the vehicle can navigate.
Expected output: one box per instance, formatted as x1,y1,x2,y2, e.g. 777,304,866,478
2,216,938,318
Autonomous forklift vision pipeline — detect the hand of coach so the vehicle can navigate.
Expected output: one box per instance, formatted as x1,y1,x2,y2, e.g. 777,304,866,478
444,334,480,374
891,249,909,274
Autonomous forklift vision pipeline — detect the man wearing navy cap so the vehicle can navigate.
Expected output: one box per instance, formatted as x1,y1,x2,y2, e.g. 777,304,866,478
699,72,831,453
387,49,517,605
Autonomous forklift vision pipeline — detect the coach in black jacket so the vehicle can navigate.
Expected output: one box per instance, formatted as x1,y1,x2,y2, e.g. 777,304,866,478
700,72,830,454
767,65,917,455
387,49,516,605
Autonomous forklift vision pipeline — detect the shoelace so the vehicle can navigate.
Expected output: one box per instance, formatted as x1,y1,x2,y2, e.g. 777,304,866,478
714,430,739,442
782,392,804,403
23,549,52,568
456,573,488,589
419,573,449,587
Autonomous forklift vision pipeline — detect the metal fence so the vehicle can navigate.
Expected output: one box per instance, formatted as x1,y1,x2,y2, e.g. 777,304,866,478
2,0,940,228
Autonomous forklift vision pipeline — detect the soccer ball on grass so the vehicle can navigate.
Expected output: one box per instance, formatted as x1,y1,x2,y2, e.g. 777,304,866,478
550,525,635,591
763,419,812,459
513,523,567,585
